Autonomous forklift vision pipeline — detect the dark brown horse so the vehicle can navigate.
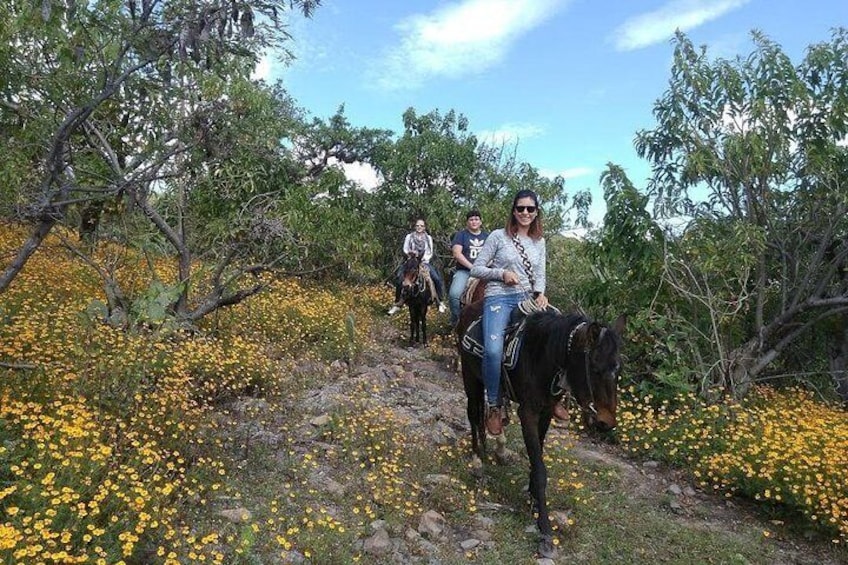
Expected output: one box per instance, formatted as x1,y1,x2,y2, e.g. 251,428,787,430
400,254,431,345
457,301,625,558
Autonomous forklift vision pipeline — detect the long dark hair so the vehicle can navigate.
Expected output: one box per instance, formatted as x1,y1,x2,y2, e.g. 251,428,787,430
506,189,544,240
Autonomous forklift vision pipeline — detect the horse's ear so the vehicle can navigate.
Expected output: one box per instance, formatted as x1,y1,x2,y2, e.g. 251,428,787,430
613,314,627,336
586,322,603,347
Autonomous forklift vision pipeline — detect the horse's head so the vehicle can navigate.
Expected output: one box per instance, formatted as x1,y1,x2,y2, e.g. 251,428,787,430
571,314,626,432
400,254,422,298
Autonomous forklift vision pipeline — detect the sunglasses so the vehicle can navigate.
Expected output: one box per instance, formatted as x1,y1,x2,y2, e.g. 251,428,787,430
514,205,537,213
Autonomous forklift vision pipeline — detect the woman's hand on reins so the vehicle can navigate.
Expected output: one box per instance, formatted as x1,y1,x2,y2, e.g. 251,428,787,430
534,293,549,309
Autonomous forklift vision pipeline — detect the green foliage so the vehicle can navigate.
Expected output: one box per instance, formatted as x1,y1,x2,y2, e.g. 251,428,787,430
130,280,185,328
625,311,696,402
0,0,329,305
368,107,578,275
582,164,665,318
544,235,595,311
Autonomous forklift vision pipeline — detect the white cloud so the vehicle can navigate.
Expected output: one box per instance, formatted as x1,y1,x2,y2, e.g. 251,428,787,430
476,122,545,146
559,167,593,180
254,11,334,83
540,167,593,180
341,161,382,190
705,32,748,60
377,0,567,90
612,0,750,51
252,52,272,81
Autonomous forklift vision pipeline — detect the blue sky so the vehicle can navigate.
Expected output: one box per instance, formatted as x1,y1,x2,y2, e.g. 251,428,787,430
260,0,845,224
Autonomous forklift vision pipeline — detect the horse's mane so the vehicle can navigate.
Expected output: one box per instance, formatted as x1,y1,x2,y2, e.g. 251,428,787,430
521,311,588,377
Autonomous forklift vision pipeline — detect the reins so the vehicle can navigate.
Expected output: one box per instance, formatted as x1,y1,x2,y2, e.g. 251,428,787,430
582,327,607,416
406,270,426,296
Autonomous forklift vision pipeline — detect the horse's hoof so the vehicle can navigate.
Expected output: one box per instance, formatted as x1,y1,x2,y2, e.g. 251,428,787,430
469,456,484,478
491,432,507,446
538,536,556,559
494,447,519,466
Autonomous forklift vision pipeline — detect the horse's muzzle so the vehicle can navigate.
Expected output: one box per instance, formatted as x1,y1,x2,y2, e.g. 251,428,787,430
593,419,615,432
584,410,616,432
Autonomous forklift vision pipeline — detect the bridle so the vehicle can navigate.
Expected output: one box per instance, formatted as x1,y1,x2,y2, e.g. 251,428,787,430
552,321,606,417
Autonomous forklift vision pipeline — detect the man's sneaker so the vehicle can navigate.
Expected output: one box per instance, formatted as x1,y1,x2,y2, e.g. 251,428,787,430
387,305,401,315
438,302,447,313
552,401,569,422
485,405,503,436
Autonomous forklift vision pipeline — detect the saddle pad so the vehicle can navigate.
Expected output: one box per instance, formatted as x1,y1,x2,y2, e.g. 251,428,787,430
460,302,560,370
460,317,524,370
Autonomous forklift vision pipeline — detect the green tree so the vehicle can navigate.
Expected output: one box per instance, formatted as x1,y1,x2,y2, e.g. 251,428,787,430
0,0,320,297
277,106,392,280
635,29,848,399
0,1,327,327
371,107,479,269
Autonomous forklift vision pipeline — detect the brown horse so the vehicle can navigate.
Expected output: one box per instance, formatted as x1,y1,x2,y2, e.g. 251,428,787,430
456,301,625,558
400,254,431,345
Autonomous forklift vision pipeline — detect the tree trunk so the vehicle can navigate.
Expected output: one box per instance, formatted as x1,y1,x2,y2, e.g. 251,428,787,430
0,217,58,292
724,339,759,399
827,316,848,404
78,199,105,247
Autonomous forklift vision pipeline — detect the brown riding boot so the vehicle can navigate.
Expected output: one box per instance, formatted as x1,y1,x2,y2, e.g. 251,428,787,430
485,405,503,436
552,400,569,422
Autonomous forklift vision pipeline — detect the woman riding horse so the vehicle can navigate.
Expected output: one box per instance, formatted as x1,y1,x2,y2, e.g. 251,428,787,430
388,218,446,315
458,189,626,558
467,190,567,435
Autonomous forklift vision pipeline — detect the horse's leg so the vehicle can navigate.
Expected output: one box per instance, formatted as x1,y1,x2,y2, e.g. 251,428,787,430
538,412,552,445
409,306,417,344
517,404,556,559
460,356,486,475
467,394,485,478
421,305,428,345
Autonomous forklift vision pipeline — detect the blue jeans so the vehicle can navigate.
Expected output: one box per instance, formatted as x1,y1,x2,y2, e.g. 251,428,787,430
482,292,526,406
448,269,470,325
427,265,445,302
